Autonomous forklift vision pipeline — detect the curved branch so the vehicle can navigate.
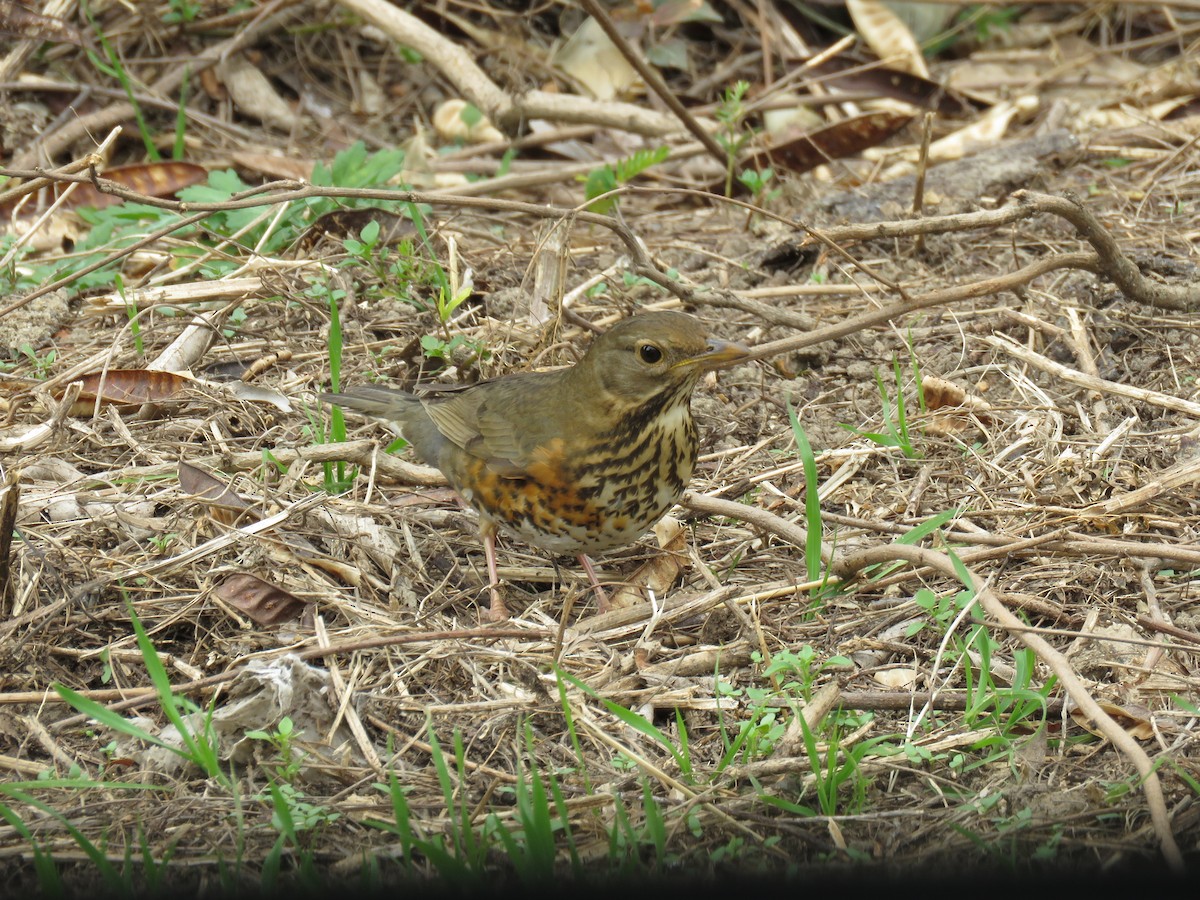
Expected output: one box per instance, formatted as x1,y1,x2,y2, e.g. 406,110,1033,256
1015,190,1200,312
744,251,1101,361
683,490,834,563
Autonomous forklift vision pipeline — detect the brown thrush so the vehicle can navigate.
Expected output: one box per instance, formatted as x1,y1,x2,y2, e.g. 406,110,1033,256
320,311,749,620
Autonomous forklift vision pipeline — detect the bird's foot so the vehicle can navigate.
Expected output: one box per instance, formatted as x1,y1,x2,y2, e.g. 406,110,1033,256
592,583,611,615
577,553,611,614
482,586,509,622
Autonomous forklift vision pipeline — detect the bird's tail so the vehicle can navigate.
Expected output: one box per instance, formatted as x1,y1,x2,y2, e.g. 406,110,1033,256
318,385,422,420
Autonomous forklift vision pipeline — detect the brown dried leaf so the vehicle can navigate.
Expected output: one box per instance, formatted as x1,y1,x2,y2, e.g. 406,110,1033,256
389,487,459,508
1164,96,1200,120
921,375,992,437
69,163,209,210
742,111,913,178
294,552,361,584
1070,699,1155,741
179,462,255,527
214,573,306,626
552,16,640,101
922,376,968,411
809,56,985,117
66,369,193,415
846,0,928,78
920,96,1039,164
0,467,19,612
215,53,297,132
608,515,688,609
223,382,292,412
229,151,311,181
199,66,226,101
0,163,208,221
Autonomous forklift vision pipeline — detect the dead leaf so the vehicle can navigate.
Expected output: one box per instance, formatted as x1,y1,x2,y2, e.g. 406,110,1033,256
179,462,256,527
608,515,688,609
846,0,929,78
809,55,986,117
70,163,208,210
741,110,913,179
65,369,194,415
553,16,640,101
114,656,347,776
931,95,1040,160
290,550,361,584
762,100,825,139
214,573,306,626
389,487,459,508
0,162,208,221
922,376,968,411
1069,699,1155,741
215,53,297,132
176,462,360,581
1164,96,1200,120
873,667,919,689
877,96,1040,171
198,66,226,102
921,375,992,437
223,382,292,412
0,467,19,613
229,151,312,181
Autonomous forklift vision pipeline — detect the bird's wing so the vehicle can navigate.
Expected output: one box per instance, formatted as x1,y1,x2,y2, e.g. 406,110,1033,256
420,392,485,453
421,378,549,475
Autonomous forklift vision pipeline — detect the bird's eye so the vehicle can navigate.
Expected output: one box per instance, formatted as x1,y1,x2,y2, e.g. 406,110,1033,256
638,344,663,364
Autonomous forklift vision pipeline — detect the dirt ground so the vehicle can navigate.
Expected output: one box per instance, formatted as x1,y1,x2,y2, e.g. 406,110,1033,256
1,0,1198,889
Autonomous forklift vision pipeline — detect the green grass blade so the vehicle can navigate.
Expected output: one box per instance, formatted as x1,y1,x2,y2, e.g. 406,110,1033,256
0,797,64,893
785,396,824,583
641,779,666,861
3,787,121,886
51,685,182,754
124,599,223,780
555,673,593,794
557,668,690,777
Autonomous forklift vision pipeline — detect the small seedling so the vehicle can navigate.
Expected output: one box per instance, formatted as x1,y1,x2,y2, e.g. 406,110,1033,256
842,355,924,459
15,343,56,379
581,146,670,214
785,397,830,592
715,80,753,197
246,716,303,783
737,166,781,206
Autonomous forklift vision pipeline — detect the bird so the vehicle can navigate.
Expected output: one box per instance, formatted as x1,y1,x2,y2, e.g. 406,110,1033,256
320,310,749,621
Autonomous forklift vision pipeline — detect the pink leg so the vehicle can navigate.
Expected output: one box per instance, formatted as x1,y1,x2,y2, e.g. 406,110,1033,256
481,522,508,621
576,554,610,613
